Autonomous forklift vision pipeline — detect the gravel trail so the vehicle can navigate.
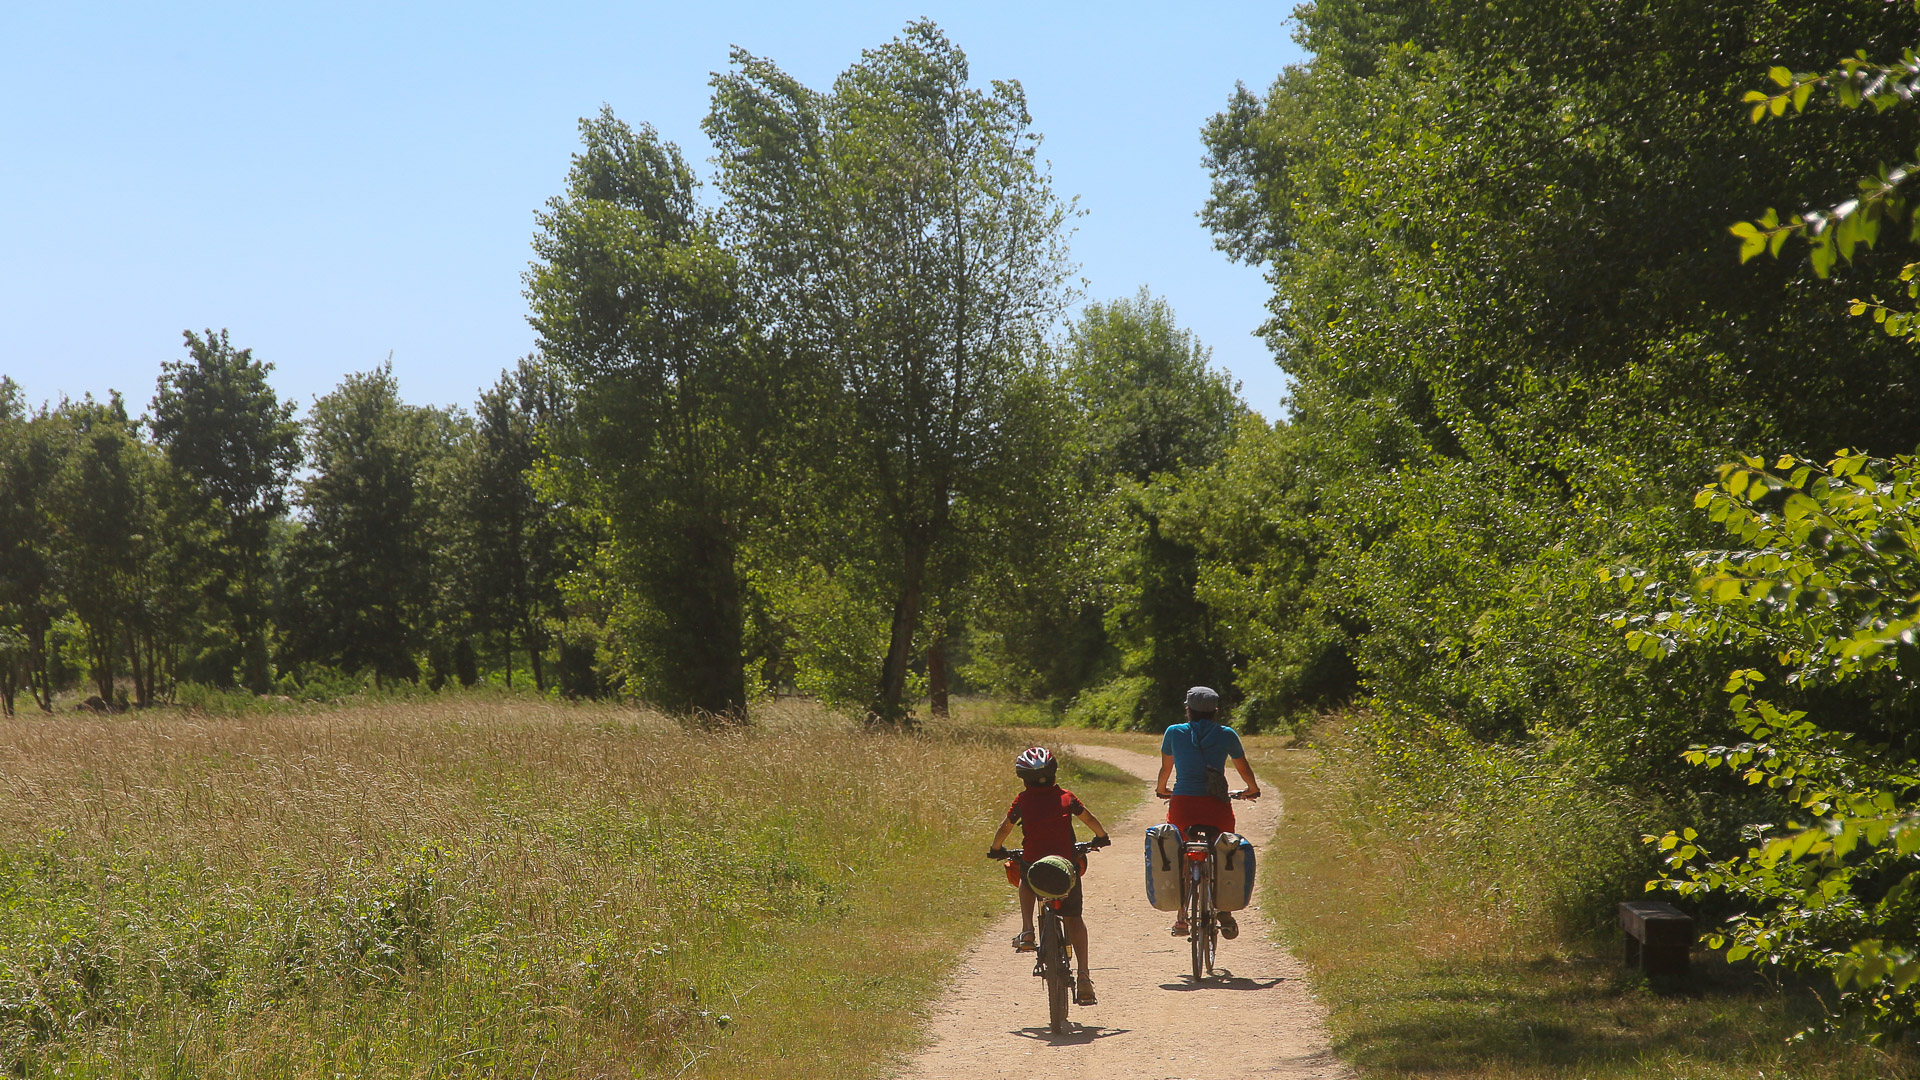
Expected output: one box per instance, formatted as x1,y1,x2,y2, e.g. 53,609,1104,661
899,743,1347,1080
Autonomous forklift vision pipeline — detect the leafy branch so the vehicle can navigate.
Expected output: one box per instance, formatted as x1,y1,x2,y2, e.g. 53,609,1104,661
1731,23,1920,283
1616,451,1920,1035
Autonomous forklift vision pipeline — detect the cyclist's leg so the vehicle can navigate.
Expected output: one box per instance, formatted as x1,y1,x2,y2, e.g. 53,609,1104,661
1058,883,1089,974
1018,881,1037,936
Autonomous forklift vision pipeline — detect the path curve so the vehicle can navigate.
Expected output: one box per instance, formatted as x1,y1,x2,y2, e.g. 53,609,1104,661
900,743,1347,1080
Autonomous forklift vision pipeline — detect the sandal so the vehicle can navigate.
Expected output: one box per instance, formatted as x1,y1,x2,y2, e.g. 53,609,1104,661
1011,929,1037,952
1218,911,1239,940
1169,919,1188,937
1075,975,1097,1006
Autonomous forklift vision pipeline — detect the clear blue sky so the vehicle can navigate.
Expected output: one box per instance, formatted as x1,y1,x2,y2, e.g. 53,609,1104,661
1,2,1303,419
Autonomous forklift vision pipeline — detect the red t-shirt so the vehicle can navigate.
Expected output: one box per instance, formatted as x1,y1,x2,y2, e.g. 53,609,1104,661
1007,784,1085,863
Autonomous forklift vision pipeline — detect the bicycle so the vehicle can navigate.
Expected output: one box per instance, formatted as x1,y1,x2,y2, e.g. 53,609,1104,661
987,838,1104,1033
1158,789,1255,981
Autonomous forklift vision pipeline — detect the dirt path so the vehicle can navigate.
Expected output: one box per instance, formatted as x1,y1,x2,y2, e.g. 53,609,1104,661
900,744,1346,1080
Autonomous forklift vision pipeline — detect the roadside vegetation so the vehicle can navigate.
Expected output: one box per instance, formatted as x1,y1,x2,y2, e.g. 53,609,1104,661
0,697,1134,1078
1254,740,1918,1079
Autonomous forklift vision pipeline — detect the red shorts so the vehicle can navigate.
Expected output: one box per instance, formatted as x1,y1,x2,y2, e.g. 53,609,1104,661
1166,795,1235,836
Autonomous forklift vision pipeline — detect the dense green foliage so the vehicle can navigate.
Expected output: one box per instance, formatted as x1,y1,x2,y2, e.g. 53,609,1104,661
1174,0,1920,1039
1631,452,1920,1034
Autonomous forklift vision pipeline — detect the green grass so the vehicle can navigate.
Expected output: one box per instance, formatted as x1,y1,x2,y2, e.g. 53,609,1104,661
1252,745,1916,1079
0,697,1138,1079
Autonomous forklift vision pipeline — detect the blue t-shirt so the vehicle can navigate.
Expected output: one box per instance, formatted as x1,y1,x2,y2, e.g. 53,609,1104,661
1160,720,1246,797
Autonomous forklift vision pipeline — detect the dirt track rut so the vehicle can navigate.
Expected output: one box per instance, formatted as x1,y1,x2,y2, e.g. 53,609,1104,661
899,743,1347,1080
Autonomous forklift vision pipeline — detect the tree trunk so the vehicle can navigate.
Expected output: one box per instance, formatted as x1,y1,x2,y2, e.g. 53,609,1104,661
126,626,146,708
926,634,949,719
875,544,928,726
528,618,547,693
26,622,51,713
88,621,114,704
504,624,514,690
237,582,273,695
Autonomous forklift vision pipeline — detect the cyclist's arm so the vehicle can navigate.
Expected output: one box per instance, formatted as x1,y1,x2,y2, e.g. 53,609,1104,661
1156,754,1175,798
1074,806,1110,840
1232,754,1261,799
990,815,1016,849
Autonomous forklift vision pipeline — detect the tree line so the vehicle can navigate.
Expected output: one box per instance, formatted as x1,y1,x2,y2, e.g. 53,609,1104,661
0,23,1258,726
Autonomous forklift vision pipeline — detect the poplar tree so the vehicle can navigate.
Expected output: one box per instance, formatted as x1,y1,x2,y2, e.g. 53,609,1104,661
707,20,1073,722
526,111,766,716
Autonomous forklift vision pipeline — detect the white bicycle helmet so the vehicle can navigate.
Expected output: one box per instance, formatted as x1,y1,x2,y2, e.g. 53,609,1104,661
1014,745,1057,784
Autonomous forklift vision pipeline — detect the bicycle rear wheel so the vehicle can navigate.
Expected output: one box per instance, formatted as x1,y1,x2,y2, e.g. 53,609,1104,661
1189,860,1216,979
1040,913,1071,1033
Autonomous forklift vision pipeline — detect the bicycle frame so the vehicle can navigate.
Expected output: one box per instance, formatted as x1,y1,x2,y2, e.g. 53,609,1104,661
1182,829,1219,980
991,842,1098,1034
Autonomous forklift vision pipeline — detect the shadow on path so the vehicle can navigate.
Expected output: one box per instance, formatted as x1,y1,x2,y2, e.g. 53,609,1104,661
1011,1025,1132,1045
1159,973,1287,992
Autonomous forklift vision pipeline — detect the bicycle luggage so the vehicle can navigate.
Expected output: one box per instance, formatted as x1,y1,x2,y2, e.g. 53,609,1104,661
1144,823,1184,911
1027,854,1079,900
1213,831,1256,912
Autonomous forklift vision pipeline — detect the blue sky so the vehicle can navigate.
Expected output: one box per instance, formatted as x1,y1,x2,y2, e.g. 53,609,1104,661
1,2,1304,419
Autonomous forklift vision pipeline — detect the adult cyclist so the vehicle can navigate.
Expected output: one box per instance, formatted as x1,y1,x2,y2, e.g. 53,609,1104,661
1155,685,1260,939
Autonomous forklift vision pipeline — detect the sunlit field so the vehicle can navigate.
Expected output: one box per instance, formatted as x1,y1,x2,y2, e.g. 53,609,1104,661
0,697,1136,1078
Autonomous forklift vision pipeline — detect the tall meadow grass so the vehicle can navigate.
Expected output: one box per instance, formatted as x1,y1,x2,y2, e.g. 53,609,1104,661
0,697,1097,1078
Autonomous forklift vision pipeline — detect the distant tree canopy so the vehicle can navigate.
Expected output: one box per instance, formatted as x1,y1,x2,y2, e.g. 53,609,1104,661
0,21,1239,730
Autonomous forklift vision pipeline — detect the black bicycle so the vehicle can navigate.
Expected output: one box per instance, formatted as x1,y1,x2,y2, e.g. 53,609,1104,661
1159,790,1256,981
988,839,1104,1033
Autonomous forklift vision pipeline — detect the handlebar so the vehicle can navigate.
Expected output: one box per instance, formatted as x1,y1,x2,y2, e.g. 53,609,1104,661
988,837,1111,863
1154,789,1261,800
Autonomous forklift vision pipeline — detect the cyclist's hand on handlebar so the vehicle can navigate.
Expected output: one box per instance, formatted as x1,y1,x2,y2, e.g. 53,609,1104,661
1090,835,1112,849
1230,788,1261,800
988,847,1010,860
1155,788,1172,800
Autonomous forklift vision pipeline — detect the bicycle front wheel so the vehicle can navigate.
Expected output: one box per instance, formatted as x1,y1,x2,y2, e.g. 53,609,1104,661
1040,914,1071,1033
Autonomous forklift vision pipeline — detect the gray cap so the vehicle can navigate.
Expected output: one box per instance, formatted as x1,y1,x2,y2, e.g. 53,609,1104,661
1185,686,1220,713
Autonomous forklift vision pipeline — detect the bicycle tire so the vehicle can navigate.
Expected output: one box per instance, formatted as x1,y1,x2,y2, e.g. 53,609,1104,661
1190,854,1219,979
1041,912,1071,1033
1188,859,1206,981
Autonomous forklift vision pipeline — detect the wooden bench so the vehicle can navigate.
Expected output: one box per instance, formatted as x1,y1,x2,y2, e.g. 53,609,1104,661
1618,900,1693,976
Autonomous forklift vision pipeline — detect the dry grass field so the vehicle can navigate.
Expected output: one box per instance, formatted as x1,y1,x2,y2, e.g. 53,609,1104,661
0,696,1137,1079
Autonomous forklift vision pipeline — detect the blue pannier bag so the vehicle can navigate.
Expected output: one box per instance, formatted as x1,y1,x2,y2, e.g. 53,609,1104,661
1144,823,1183,911
1212,831,1256,912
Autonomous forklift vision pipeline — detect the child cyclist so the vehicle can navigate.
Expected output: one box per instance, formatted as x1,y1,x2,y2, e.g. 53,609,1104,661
988,746,1112,1005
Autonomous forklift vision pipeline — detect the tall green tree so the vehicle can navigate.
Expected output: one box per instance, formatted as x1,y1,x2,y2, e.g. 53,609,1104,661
42,394,164,706
450,358,576,692
527,110,767,716
150,328,301,693
1197,0,1920,754
707,20,1074,721
1065,293,1244,728
0,381,58,713
282,364,451,686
